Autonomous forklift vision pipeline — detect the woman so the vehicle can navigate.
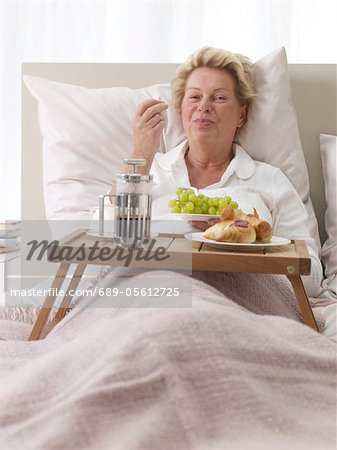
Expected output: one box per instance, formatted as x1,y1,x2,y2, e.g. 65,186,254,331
115,46,322,296
132,47,253,188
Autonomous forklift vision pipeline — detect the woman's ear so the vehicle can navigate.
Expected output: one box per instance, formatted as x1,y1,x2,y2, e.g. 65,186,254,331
237,104,248,128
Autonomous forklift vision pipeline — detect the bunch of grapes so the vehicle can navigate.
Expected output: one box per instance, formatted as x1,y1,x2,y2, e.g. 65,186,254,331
168,188,238,215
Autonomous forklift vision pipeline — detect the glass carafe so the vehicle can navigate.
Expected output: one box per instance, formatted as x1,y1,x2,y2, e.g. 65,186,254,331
99,159,153,246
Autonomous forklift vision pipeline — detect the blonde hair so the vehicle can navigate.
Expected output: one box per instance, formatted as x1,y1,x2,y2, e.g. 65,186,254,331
171,46,256,109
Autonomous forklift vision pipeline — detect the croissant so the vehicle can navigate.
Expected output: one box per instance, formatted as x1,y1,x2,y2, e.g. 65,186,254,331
203,219,256,243
245,209,272,243
220,206,273,243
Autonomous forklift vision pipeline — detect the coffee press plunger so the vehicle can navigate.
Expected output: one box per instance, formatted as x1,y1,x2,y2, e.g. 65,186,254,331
99,159,153,246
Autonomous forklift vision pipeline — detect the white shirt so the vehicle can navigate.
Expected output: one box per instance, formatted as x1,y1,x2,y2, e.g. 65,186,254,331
150,140,323,296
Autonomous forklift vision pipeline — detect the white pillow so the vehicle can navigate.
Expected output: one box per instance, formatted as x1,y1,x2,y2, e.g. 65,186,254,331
23,46,318,245
235,47,309,200
319,134,337,299
22,78,184,219
235,47,319,247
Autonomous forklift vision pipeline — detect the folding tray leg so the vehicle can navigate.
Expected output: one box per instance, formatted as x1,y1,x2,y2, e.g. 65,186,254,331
287,275,319,331
28,262,71,340
39,263,87,338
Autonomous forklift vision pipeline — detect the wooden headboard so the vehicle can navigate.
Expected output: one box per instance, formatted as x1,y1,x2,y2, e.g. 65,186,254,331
21,63,337,244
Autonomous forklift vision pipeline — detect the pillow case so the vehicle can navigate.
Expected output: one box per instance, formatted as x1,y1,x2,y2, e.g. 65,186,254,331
22,78,184,219
319,134,337,299
235,47,309,200
23,47,318,245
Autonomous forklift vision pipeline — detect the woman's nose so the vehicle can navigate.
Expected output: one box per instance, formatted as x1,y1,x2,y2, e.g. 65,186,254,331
198,101,212,112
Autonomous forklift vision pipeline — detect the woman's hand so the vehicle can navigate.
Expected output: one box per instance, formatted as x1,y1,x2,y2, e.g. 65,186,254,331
190,219,220,231
109,99,167,191
132,99,168,173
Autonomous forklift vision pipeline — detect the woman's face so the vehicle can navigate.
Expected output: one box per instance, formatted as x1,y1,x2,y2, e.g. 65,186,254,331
181,67,247,147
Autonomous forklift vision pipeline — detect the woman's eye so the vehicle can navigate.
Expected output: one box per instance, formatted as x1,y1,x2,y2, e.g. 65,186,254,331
214,95,226,102
188,95,200,101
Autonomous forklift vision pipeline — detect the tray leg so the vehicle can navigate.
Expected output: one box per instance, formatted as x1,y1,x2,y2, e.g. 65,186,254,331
28,262,71,341
287,275,319,331
40,263,87,338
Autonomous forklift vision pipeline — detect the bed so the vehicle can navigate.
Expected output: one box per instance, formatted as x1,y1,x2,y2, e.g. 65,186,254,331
0,48,336,449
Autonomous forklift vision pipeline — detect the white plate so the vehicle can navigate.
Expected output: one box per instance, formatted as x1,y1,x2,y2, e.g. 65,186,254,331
166,213,219,221
184,232,291,251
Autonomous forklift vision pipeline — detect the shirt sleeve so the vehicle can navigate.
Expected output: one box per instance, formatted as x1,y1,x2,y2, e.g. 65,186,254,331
270,168,323,297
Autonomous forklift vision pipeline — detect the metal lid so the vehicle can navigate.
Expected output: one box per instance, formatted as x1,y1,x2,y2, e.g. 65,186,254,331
116,159,153,183
116,173,153,182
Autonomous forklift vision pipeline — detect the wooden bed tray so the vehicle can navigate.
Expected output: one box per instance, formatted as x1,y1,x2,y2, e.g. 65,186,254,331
28,230,318,340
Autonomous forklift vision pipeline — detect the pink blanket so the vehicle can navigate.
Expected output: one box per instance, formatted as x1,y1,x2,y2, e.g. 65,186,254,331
0,270,336,450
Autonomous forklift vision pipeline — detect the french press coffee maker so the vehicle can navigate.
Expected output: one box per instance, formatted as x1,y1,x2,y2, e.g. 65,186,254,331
98,159,153,246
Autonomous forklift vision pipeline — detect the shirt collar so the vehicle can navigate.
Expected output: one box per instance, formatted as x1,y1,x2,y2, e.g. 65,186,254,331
157,140,191,188
228,143,256,180
156,140,256,186
157,140,188,171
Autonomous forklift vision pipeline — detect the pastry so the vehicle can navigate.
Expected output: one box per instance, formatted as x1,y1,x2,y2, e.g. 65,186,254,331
220,206,273,243
203,219,256,243
244,208,272,243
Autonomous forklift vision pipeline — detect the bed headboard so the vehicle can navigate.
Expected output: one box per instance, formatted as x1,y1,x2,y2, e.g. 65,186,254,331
21,63,337,244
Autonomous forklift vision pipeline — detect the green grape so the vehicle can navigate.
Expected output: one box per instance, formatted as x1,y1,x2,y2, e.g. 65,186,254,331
201,203,209,213
169,190,239,216
195,197,203,207
186,202,195,211
179,192,188,202
218,200,228,211
168,199,178,208
188,193,197,203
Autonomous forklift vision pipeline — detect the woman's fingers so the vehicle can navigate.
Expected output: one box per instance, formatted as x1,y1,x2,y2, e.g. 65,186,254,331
134,100,168,134
133,99,168,155
190,218,220,231
136,99,162,116
207,218,220,226
131,99,168,169
190,221,209,231
136,99,168,124
147,113,165,129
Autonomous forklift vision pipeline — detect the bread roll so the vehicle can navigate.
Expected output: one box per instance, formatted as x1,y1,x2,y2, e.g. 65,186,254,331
243,208,272,243
220,206,235,221
220,206,272,243
203,219,256,243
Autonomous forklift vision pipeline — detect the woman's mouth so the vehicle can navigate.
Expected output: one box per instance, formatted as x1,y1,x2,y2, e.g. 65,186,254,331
194,118,214,127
